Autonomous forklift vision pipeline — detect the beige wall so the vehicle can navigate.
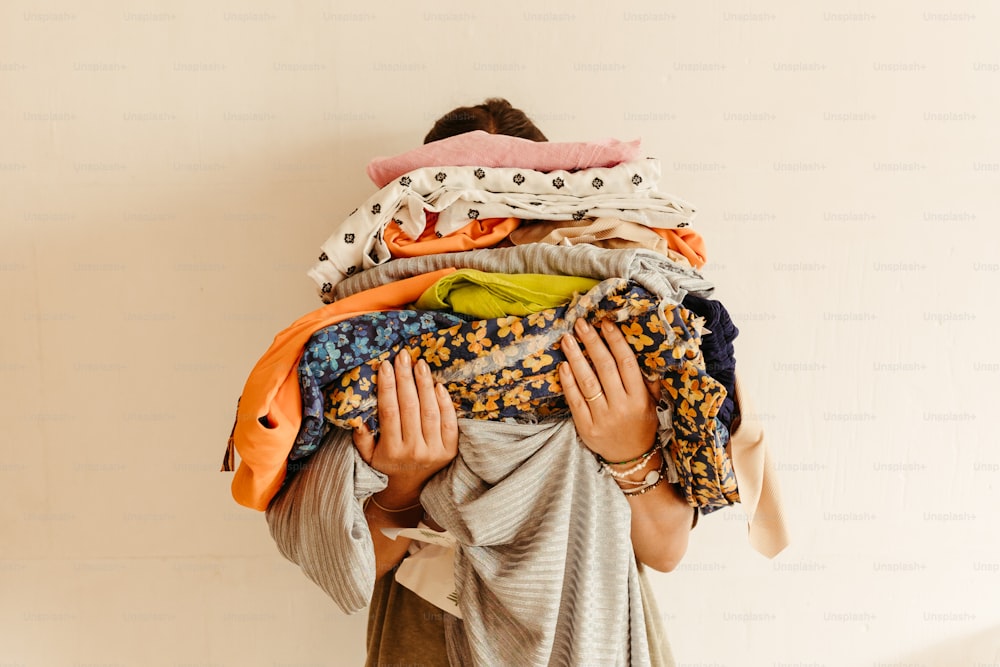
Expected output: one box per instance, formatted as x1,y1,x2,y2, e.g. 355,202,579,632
3,1,999,665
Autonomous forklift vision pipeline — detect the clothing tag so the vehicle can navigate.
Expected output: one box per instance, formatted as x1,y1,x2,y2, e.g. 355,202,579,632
381,524,462,619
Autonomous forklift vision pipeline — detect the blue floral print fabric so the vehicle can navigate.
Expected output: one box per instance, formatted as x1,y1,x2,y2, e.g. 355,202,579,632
292,309,464,460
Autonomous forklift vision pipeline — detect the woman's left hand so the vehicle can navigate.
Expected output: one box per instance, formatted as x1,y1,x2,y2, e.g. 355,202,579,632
559,317,661,462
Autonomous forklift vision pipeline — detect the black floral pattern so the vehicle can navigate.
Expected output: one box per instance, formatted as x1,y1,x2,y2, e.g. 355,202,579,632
321,282,332,293
468,209,480,219
552,177,564,189
572,210,587,221
344,233,355,244
631,174,642,186
294,281,737,510
346,266,356,276
318,252,328,261
435,172,447,182
513,173,525,185
399,176,411,187
592,177,603,190
371,203,381,215
474,168,486,179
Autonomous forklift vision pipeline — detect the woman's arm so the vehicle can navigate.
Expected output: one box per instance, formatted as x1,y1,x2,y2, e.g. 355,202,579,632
352,351,459,581
559,318,696,572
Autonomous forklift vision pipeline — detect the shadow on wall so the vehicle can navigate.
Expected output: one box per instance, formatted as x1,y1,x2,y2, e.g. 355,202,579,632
881,625,1000,666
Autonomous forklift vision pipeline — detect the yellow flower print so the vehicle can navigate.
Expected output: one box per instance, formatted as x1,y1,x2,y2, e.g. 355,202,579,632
622,321,653,351
524,352,554,373
527,310,556,327
660,379,678,400
465,327,493,354
422,336,451,366
474,373,496,387
699,393,722,419
496,316,524,339
679,380,705,405
472,393,500,414
502,387,532,407
646,314,665,335
366,350,392,371
336,386,363,416
499,368,524,386
339,366,361,388
643,352,666,372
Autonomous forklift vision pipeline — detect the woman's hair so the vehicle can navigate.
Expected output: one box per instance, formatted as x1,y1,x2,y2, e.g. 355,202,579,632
424,97,548,144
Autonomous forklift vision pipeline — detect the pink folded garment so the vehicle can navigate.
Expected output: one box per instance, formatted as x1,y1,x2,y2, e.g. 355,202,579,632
366,130,642,187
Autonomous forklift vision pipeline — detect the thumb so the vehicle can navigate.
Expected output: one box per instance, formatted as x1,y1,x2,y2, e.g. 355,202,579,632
352,423,376,464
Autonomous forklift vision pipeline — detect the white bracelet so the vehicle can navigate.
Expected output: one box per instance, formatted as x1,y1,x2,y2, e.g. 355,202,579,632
598,446,660,479
620,460,667,496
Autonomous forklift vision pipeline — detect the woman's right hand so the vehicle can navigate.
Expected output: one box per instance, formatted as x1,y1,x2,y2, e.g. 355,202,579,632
352,351,459,509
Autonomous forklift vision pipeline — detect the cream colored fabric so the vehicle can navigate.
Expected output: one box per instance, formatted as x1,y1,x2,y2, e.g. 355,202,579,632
510,216,674,254
638,563,677,667
728,374,790,558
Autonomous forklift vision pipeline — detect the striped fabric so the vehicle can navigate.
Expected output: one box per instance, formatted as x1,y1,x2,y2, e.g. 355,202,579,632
265,428,384,613
266,418,660,666
332,243,714,306
428,418,652,665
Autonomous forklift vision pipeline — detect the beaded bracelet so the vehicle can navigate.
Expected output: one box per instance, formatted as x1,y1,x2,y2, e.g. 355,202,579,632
596,440,660,467
620,459,668,497
615,467,662,487
597,445,660,479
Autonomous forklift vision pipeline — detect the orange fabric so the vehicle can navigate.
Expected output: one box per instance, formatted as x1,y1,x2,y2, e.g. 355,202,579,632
383,214,521,258
651,227,707,268
230,268,457,510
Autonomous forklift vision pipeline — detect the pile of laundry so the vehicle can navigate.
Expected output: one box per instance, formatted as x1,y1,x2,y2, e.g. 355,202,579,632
222,130,787,665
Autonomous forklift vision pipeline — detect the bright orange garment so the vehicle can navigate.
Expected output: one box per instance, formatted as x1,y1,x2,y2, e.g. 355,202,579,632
383,214,521,258
228,268,457,510
652,227,707,268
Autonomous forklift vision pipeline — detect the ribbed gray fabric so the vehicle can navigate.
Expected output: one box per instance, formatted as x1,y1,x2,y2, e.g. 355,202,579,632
265,418,680,665
332,244,714,305
265,428,387,614
425,418,650,666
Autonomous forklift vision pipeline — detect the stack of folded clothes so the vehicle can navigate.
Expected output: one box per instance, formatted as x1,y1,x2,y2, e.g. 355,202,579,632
223,130,788,666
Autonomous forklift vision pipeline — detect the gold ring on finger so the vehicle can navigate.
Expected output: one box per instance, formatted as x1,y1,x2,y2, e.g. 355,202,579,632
584,390,605,403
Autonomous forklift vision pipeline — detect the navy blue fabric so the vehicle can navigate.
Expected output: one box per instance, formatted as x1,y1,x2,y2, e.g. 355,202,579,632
681,294,740,430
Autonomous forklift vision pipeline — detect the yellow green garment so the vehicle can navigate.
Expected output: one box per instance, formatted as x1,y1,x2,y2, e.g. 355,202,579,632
414,268,599,318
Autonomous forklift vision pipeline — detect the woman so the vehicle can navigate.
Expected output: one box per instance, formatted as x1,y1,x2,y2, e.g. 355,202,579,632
356,98,697,665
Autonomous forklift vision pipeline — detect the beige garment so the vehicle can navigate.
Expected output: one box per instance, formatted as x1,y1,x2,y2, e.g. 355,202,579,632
509,217,693,267
728,374,790,558
365,563,677,667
